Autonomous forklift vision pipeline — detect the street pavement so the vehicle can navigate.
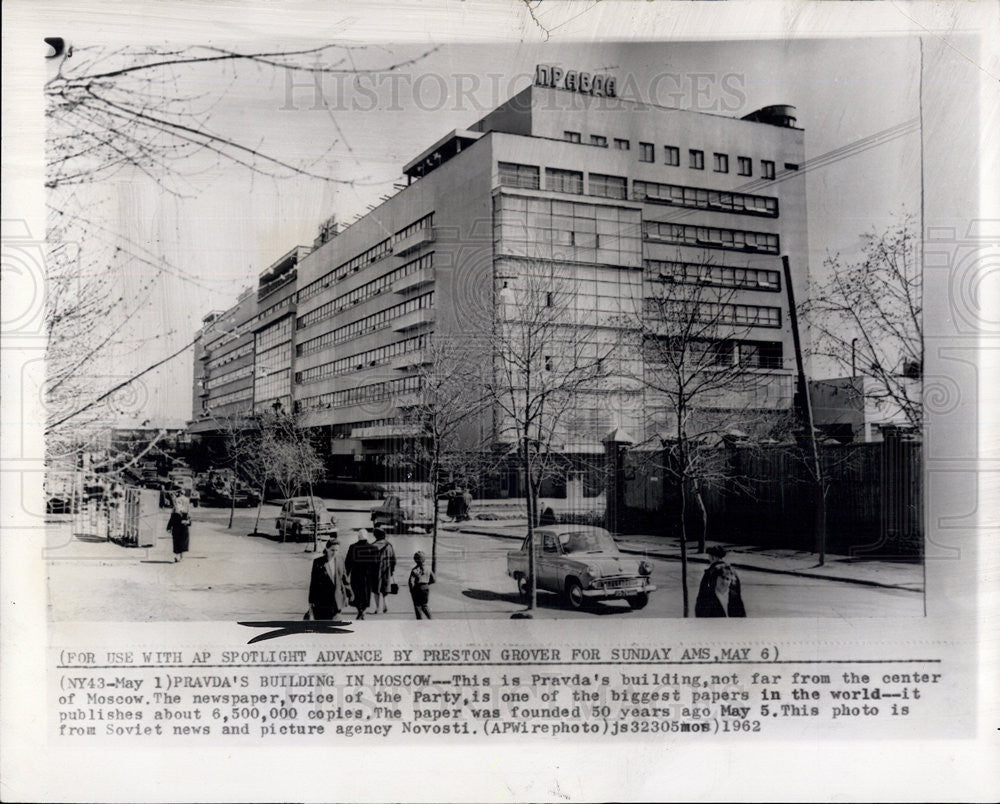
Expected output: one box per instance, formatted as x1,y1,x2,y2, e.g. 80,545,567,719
45,497,923,621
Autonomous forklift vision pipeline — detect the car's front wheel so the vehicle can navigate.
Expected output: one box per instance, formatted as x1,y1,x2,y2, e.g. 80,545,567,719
626,593,649,610
515,573,532,601
565,579,586,611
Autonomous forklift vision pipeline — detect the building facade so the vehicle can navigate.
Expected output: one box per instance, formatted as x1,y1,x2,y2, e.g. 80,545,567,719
189,72,809,493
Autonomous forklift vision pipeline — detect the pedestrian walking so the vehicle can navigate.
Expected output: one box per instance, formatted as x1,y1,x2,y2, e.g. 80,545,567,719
460,488,473,522
538,501,556,526
308,536,349,620
695,546,746,617
166,492,192,562
345,528,376,620
408,550,435,619
370,527,396,615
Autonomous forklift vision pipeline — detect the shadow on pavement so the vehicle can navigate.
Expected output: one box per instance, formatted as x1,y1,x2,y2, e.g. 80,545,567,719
461,588,631,616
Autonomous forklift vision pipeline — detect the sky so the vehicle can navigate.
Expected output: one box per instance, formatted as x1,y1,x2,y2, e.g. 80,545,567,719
48,36,923,427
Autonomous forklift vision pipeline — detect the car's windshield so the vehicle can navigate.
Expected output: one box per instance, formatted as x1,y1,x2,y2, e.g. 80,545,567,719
559,530,619,555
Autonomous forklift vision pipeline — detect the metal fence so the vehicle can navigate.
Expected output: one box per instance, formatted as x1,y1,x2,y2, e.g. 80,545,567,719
619,435,923,558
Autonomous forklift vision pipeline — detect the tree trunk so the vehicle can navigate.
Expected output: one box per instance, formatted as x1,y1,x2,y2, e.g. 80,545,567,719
524,442,537,612
679,478,690,618
815,480,828,566
252,480,266,535
431,495,440,574
694,483,708,554
227,455,237,529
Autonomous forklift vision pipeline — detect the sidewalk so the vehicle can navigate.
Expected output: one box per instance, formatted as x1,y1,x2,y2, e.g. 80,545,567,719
442,518,924,593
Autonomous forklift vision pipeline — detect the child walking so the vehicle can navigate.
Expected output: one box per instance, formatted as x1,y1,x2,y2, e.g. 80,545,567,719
408,551,435,619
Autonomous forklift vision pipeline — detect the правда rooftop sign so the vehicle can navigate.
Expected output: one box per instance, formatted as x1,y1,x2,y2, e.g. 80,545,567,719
535,65,617,98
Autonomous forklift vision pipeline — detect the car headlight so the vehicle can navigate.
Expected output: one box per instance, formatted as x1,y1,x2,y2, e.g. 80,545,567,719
639,561,653,576
584,564,601,578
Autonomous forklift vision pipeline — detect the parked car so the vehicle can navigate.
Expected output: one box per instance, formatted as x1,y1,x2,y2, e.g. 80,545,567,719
275,496,337,542
506,526,656,611
371,494,434,533
160,474,201,508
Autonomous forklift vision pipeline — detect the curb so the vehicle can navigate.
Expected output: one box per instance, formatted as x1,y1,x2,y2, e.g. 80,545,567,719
452,525,923,594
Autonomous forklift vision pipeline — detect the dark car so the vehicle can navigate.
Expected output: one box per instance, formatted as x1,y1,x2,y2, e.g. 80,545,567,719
372,494,434,533
275,496,337,542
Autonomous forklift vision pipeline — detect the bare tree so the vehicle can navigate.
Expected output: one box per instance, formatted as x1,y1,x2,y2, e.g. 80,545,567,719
802,214,922,429
43,42,435,456
388,335,490,572
635,256,783,616
259,409,324,545
484,263,617,614
215,414,269,531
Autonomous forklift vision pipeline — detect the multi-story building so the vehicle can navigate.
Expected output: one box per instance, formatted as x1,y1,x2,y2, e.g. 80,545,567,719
189,69,809,494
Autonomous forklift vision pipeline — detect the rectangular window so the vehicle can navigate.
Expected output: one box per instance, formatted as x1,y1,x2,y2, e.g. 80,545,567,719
784,162,800,171
498,161,540,190
689,149,704,170
632,179,777,217
545,168,584,195
643,221,780,254
588,173,627,200
639,142,654,163
761,160,775,179
614,138,630,150
564,131,581,143
737,156,752,176
590,135,608,147
713,153,729,173
664,146,680,166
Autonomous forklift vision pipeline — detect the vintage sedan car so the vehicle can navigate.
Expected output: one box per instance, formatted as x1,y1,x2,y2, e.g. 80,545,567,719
275,496,337,542
507,526,656,610
371,494,434,533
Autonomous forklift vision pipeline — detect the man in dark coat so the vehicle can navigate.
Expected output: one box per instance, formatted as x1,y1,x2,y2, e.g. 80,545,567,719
308,536,349,620
695,546,746,617
345,529,377,620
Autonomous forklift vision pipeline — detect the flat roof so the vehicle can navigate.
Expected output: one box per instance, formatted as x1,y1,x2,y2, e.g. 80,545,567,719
402,129,484,176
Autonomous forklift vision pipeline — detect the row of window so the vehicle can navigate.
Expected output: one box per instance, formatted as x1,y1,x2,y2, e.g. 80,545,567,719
254,316,293,353
297,254,433,330
254,342,292,378
298,374,423,412
494,194,642,266
297,291,435,355
394,213,434,243
645,259,781,291
644,298,782,328
205,364,253,391
499,163,778,218
560,131,780,179
297,213,435,305
296,333,429,385
205,316,254,352
643,221,780,254
206,341,253,372
632,180,778,217
209,385,253,408
256,294,294,323
253,368,291,405
297,237,393,304
643,336,783,369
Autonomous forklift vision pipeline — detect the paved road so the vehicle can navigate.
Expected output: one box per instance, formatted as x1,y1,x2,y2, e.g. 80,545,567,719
46,502,923,621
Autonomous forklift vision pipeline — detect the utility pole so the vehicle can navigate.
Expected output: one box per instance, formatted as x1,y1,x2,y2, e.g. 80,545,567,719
782,256,827,566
